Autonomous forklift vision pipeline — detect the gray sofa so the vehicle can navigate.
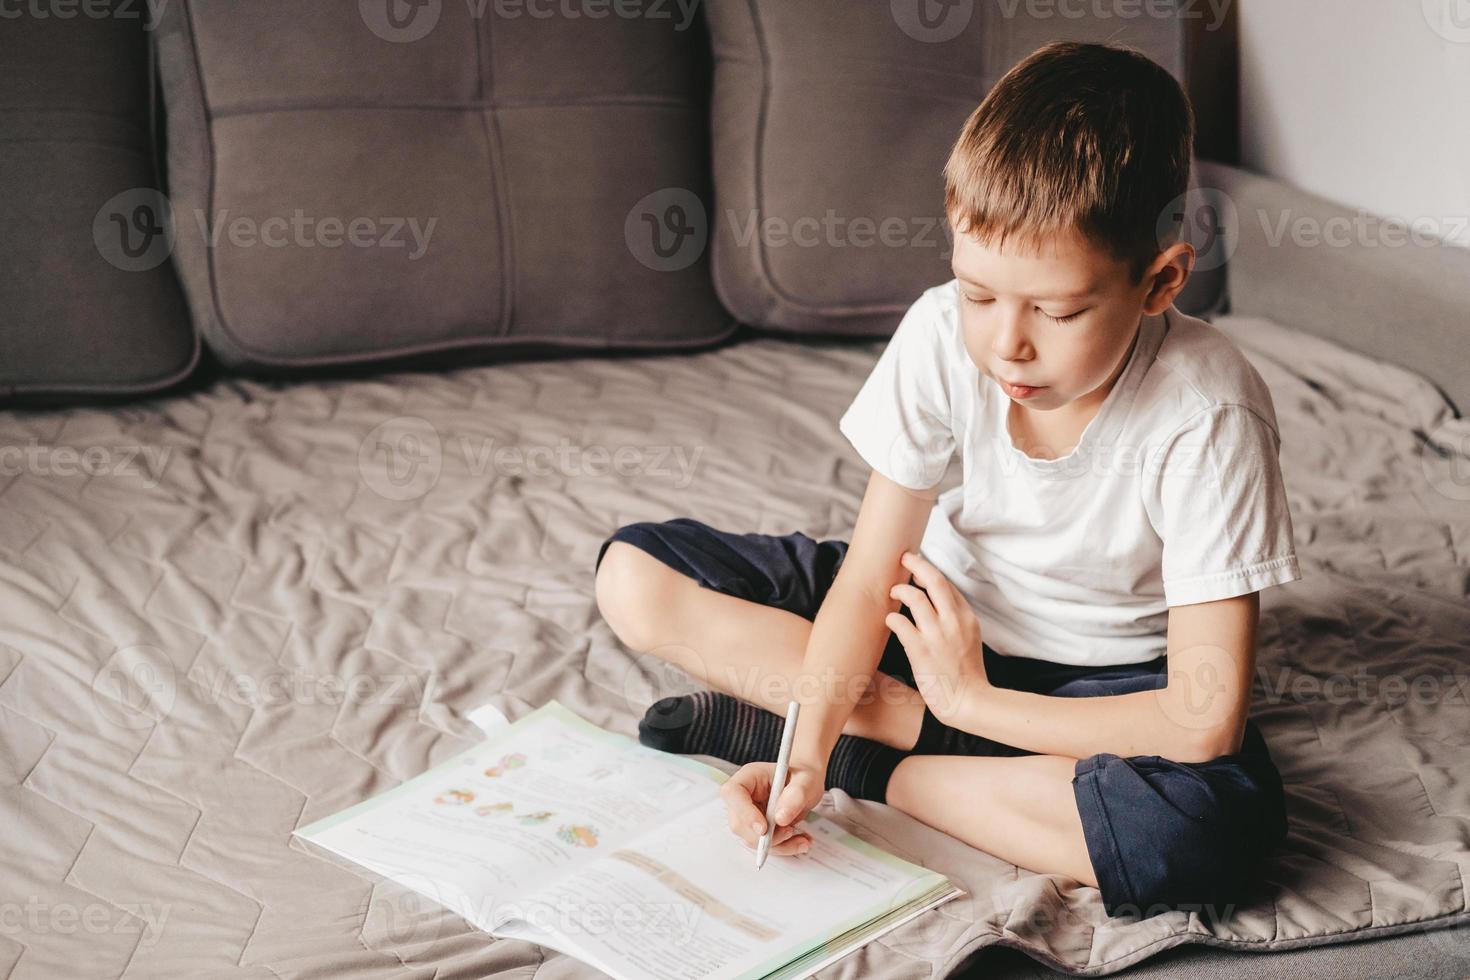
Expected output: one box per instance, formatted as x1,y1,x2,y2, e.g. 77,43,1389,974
4,0,1228,397
0,6,196,400
2,2,1468,979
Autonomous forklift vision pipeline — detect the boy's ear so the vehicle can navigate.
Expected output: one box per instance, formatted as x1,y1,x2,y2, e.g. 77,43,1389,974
1140,241,1195,315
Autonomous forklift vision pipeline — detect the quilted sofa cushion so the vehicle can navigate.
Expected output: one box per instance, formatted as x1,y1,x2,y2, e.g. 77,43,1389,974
0,5,197,402
151,0,733,373
704,0,1225,335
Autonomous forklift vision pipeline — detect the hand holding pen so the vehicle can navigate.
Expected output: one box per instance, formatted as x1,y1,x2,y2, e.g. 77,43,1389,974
718,700,820,864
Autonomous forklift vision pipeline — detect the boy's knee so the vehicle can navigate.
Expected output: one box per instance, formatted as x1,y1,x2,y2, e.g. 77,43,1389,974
1075,749,1285,919
595,540,682,651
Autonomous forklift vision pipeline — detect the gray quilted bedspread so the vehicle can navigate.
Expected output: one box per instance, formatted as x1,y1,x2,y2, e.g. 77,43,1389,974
1,314,1468,978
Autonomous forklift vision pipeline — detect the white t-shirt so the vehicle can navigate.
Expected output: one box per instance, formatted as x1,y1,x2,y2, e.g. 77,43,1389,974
838,279,1301,667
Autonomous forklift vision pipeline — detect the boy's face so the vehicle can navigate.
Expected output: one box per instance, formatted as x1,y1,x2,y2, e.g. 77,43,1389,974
949,218,1190,416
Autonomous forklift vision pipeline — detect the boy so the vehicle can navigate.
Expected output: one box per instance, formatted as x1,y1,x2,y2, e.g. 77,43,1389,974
594,41,1297,916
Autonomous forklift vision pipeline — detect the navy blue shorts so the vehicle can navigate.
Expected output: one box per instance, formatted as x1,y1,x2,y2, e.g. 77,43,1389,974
597,517,1289,918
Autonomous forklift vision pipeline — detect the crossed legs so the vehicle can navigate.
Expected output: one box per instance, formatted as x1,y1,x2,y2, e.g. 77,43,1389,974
595,541,1099,888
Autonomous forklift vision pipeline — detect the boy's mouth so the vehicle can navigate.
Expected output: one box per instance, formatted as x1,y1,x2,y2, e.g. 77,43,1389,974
998,378,1045,400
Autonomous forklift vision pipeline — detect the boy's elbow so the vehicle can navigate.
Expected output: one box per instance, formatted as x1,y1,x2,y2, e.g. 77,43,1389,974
1165,724,1243,765
1155,682,1248,764
1164,739,1222,766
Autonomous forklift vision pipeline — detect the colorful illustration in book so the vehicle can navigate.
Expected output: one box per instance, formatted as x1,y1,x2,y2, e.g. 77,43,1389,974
482,753,527,778
516,810,554,826
475,802,514,817
434,788,475,806
556,823,599,848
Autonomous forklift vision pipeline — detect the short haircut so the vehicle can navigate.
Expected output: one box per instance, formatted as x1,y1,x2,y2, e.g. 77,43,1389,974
943,41,1195,283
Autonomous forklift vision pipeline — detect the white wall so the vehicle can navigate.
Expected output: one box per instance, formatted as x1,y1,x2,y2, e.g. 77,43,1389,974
1238,0,1470,248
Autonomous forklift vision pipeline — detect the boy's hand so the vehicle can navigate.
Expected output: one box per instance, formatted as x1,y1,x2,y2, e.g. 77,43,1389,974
719,761,822,857
887,551,991,726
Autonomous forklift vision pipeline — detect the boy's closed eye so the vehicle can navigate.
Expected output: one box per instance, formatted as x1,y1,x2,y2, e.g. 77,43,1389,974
959,292,1089,323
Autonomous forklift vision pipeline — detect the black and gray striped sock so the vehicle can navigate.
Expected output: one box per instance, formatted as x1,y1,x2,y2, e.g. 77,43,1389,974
638,691,906,803
911,705,1028,757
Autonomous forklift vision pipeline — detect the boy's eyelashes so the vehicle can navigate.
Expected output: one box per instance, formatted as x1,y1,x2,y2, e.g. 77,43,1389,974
959,294,1089,323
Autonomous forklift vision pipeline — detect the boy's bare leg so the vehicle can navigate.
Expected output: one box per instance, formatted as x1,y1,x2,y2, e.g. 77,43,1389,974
596,541,925,750
886,753,1099,887
599,542,1099,886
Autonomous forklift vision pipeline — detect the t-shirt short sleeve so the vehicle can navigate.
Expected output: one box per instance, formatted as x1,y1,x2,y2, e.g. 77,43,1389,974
838,289,956,490
1143,404,1302,606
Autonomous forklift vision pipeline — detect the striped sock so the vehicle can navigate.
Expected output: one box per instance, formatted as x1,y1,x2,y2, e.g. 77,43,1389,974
638,691,907,802
911,705,1028,757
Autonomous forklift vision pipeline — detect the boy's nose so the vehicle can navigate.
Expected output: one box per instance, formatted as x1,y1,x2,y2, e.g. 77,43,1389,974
990,311,1033,361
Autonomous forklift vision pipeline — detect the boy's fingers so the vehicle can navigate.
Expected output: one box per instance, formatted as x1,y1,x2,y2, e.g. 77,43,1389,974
776,781,811,828
770,833,812,856
885,611,924,653
899,554,962,624
774,771,820,825
721,767,771,843
731,813,762,847
721,765,820,852
889,583,939,633
748,831,812,856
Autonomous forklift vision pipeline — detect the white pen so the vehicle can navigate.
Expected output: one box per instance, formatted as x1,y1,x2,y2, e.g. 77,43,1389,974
755,699,801,870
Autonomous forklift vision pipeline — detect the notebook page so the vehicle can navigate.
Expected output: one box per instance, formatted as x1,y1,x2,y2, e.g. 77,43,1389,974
294,701,722,932
500,795,953,980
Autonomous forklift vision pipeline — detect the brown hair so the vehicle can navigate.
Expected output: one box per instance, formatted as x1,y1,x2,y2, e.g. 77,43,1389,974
943,41,1195,283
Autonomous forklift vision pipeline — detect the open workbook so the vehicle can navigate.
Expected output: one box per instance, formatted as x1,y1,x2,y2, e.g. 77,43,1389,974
294,700,964,980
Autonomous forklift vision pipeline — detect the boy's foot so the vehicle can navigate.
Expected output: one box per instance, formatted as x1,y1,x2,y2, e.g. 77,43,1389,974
638,691,906,802
638,690,778,765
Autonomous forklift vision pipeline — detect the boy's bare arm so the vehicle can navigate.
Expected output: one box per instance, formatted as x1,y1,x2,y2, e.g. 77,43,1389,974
946,592,1260,764
788,469,938,769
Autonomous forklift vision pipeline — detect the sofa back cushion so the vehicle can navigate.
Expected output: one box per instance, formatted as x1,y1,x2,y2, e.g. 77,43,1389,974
0,5,197,403
705,0,1225,335
152,0,732,373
